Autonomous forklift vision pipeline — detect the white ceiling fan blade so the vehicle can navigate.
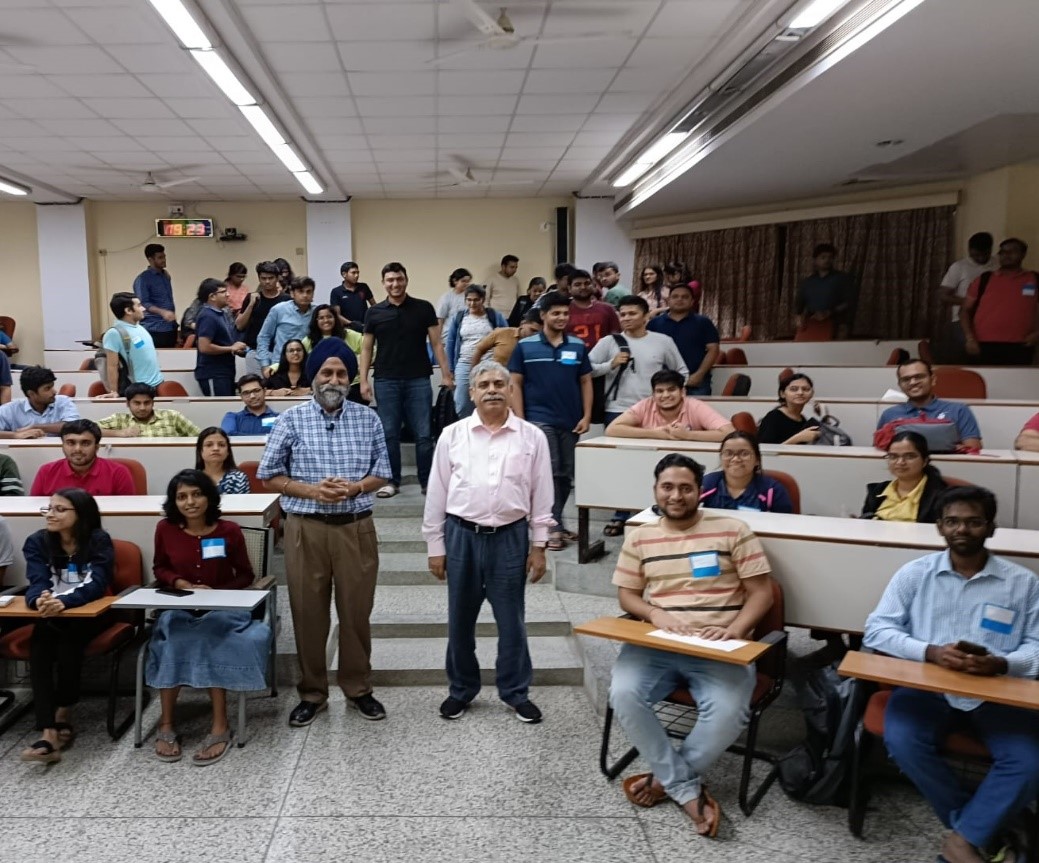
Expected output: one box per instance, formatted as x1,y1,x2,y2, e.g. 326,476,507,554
479,179,536,186
451,0,508,37
521,31,635,47
445,165,473,183
427,41,496,66
155,176,201,189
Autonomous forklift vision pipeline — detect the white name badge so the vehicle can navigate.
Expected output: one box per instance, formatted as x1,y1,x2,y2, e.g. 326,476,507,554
1023,284,1036,297
689,551,721,579
200,538,227,559
980,603,1015,635
261,416,277,427
559,349,578,365
737,504,761,512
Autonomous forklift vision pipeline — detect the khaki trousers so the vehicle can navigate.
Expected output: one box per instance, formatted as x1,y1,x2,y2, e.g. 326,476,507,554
284,513,379,702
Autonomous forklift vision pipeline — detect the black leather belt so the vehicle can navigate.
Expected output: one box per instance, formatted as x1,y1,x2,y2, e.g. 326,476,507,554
298,510,372,525
448,514,526,534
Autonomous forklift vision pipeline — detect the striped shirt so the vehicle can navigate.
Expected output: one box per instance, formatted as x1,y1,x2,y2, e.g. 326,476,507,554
613,513,771,628
97,409,201,438
0,454,23,496
256,398,391,516
864,550,1039,710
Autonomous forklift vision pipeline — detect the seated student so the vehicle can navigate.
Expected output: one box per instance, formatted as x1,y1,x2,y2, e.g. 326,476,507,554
700,431,794,513
220,374,279,436
19,489,114,764
860,430,949,522
0,366,79,440
196,427,250,495
609,454,773,838
0,514,12,579
30,420,135,497
863,485,1039,863
1014,412,1039,452
608,370,734,441
470,308,543,368
264,339,311,397
97,383,201,438
302,304,365,403
756,373,821,445
147,470,270,766
876,359,982,451
0,452,24,495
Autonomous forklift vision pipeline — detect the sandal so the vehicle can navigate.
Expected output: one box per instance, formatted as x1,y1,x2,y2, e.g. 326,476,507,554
547,532,566,551
154,728,182,763
192,730,233,766
623,772,668,808
602,520,625,537
562,530,580,542
684,787,721,838
53,721,76,749
20,740,61,764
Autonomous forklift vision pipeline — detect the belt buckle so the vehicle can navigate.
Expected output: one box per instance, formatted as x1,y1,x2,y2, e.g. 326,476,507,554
477,523,498,534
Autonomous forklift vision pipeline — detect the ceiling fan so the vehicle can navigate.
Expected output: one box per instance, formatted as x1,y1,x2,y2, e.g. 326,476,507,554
429,0,634,66
138,171,201,194
427,161,537,189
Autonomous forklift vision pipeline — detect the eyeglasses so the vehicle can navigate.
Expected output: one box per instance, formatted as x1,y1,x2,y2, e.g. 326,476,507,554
240,388,264,397
40,504,73,515
939,517,988,530
721,450,754,461
898,373,929,385
884,453,922,463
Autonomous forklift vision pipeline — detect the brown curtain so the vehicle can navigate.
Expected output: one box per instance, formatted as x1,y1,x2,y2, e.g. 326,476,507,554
780,205,955,339
634,225,781,338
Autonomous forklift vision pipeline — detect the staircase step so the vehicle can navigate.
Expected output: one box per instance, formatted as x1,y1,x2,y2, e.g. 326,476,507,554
373,517,428,553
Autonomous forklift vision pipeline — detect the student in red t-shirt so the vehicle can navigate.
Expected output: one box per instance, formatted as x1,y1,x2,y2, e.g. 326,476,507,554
1014,412,1039,452
961,237,1039,365
567,269,621,427
30,420,136,497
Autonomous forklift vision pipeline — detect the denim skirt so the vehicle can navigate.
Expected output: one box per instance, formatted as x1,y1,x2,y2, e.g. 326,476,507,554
145,609,271,691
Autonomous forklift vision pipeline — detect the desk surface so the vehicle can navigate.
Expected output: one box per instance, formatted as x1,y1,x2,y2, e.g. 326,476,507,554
573,616,769,665
0,596,116,618
113,587,267,610
0,494,278,517
0,436,269,450
838,651,1039,711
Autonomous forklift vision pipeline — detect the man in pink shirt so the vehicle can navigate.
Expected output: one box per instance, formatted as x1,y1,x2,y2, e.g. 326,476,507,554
608,370,734,441
422,359,554,724
30,419,136,496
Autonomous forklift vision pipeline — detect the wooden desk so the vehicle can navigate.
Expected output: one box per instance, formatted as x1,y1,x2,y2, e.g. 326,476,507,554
0,495,279,586
573,616,770,665
0,436,270,495
838,651,1039,711
71,397,307,429
623,508,1039,634
0,595,116,618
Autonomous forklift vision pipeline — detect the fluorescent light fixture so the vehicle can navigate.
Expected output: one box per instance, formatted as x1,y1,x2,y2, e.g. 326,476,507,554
272,143,306,173
0,178,30,196
239,105,285,148
190,49,255,106
293,171,323,195
613,163,652,188
612,132,688,188
146,0,211,50
790,0,848,29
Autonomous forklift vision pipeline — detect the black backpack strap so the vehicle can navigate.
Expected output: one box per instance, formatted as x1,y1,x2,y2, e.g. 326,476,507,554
976,271,993,305
604,334,630,402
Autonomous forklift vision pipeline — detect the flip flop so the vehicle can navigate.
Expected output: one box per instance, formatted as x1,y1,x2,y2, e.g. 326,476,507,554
602,520,625,537
53,722,76,748
686,787,721,838
547,533,566,551
191,730,233,766
20,740,61,764
623,773,668,808
154,728,182,763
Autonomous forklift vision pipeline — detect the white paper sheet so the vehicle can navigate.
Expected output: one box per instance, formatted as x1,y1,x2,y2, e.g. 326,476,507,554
881,388,908,402
647,630,749,652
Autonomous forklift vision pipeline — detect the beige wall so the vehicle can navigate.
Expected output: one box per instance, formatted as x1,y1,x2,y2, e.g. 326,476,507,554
350,197,570,306
1005,163,1039,256
86,201,307,332
2,202,43,366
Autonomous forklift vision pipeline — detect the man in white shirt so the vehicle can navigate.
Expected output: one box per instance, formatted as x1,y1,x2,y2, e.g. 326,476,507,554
486,255,520,310
938,233,995,362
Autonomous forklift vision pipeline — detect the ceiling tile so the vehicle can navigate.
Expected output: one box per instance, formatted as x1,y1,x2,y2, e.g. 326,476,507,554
105,44,192,75
582,113,640,131
609,67,683,93
0,118,48,136
81,98,177,119
63,6,168,44
336,41,435,72
523,69,617,94
0,77,69,98
264,43,344,73
0,98,96,119
531,39,635,69
0,9,91,45
110,118,194,137
354,97,434,117
436,115,512,132
516,94,600,115
6,46,124,74
438,96,516,116
371,149,434,163
542,2,657,35
499,146,567,160
595,93,653,114
305,118,365,136
348,72,435,97
510,114,586,133
362,116,437,134
625,37,694,67
52,74,154,98
95,151,168,167
326,4,435,41
292,97,357,118
439,148,502,163
71,136,147,152
506,131,577,148
367,133,436,149
164,99,234,119
436,70,527,96
0,136,79,152
201,136,264,152
280,73,350,97
646,0,744,38
433,44,535,70
436,133,506,149
190,119,252,138
324,149,377,164
219,150,279,165
35,118,123,137
239,4,331,41
135,136,215,152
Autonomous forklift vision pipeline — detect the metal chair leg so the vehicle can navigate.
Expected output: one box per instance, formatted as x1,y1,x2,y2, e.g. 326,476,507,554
599,705,639,780
106,646,142,740
237,691,247,748
134,640,148,747
848,722,872,837
731,711,779,816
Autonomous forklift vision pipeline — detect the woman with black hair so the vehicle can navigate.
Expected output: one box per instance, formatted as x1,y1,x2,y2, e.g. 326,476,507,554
507,277,546,327
636,265,669,318
224,262,250,315
756,373,822,445
147,469,269,766
861,430,950,522
303,304,366,403
20,488,114,763
273,257,294,290
196,427,250,494
264,339,311,396
700,431,794,513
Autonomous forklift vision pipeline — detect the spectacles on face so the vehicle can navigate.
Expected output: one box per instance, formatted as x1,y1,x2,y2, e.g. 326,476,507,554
240,388,264,397
938,517,988,530
286,347,304,355
40,504,73,515
884,452,922,463
898,373,929,385
721,450,754,461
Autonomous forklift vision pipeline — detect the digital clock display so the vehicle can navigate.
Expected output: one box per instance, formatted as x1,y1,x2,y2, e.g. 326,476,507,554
155,218,214,238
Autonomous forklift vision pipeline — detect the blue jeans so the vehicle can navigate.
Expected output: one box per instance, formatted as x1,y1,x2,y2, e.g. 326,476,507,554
197,376,235,397
453,360,474,418
374,377,434,488
686,374,712,397
534,423,577,532
444,517,531,706
609,644,754,805
883,687,1039,848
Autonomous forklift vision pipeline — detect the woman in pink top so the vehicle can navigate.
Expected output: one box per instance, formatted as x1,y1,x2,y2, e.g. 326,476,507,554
224,262,251,315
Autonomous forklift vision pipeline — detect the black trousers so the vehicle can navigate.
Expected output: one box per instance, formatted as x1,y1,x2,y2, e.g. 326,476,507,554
149,329,178,348
978,342,1035,366
29,618,106,731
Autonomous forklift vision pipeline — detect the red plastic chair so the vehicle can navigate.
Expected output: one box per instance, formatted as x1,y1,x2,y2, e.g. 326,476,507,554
731,411,757,436
109,457,147,495
182,334,196,349
722,374,751,396
88,381,107,398
156,381,189,397
762,469,800,513
240,461,279,532
778,367,794,384
933,367,987,399
58,384,76,397
721,324,752,343
0,316,14,338
725,348,748,365
78,358,95,371
885,348,910,366
917,339,934,365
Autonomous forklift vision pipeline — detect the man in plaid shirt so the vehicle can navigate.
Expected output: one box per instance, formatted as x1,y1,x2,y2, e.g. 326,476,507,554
96,383,201,438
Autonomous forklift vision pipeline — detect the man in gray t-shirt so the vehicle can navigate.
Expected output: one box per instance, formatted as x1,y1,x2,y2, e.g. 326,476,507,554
588,295,687,422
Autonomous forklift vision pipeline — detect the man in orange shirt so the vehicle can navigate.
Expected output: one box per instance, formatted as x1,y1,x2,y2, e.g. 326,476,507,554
961,237,1039,365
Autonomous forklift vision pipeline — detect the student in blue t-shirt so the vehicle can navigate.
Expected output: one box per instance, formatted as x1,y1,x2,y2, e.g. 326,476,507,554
699,431,794,513
877,359,983,451
99,292,164,398
220,375,279,436
508,291,592,550
194,280,247,397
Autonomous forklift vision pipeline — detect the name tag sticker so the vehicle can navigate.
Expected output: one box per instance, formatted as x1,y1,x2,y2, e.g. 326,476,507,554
559,349,578,365
132,337,145,349
980,603,1015,635
737,504,761,512
200,538,226,560
689,551,721,579
1023,284,1037,297
261,416,277,427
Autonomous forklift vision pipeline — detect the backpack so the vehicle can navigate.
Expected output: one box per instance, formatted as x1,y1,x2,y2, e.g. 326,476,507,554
604,334,630,402
812,405,854,446
873,414,959,453
431,385,458,440
94,323,135,396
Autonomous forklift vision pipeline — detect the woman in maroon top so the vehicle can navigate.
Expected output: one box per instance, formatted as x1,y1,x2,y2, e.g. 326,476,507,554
146,469,270,766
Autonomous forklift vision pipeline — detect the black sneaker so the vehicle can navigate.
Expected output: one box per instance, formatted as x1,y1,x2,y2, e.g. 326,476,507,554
348,693,387,721
288,700,327,727
439,696,468,720
514,700,543,724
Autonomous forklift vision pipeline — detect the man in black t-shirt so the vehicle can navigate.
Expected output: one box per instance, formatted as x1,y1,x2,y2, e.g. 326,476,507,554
360,262,454,498
794,243,854,337
330,260,375,333
236,261,290,375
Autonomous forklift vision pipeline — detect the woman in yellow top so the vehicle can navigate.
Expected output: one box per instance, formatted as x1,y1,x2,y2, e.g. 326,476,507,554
860,430,949,522
303,304,367,404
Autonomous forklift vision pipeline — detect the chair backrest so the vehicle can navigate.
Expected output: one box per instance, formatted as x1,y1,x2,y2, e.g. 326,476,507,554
58,383,76,397
942,475,971,488
725,347,748,365
753,578,786,679
239,525,273,584
0,316,14,338
78,357,96,371
762,469,801,514
722,373,751,397
182,334,196,349
918,338,934,365
111,539,144,594
739,324,751,341
731,411,757,436
778,367,794,384
933,367,987,399
156,381,189,397
794,319,834,341
109,457,147,495
886,347,910,366
238,460,263,493
88,380,107,397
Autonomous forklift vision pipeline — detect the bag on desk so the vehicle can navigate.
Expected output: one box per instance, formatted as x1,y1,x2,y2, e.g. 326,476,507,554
811,403,853,447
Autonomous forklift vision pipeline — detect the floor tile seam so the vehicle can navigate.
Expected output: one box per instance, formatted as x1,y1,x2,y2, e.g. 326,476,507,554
263,722,313,862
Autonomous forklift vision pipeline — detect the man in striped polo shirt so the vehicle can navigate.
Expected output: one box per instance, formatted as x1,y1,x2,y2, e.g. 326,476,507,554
609,453,773,838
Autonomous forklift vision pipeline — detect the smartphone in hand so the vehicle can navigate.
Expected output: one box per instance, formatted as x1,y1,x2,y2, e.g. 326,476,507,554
156,587,194,597
954,639,989,656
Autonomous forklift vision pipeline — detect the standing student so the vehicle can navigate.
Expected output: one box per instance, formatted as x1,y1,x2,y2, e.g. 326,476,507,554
635,266,669,318
508,291,591,550
133,243,177,348
567,269,620,350
99,292,163,398
445,285,507,418
329,261,374,333
937,233,995,363
470,310,542,368
256,277,316,378
793,243,853,337
360,262,454,498
194,279,247,397
648,283,720,396
486,254,520,310
437,268,471,324
600,262,629,308
237,262,290,374
507,277,546,327
224,262,251,315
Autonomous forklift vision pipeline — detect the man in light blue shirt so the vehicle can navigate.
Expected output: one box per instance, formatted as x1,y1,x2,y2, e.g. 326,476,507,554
0,366,79,438
98,292,163,398
256,277,315,375
877,359,982,450
132,243,177,348
864,485,1039,863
